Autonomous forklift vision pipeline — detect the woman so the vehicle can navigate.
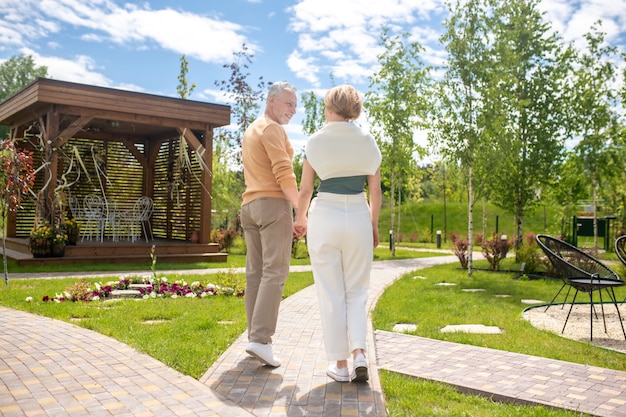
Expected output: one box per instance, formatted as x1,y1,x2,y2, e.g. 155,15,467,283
293,84,382,383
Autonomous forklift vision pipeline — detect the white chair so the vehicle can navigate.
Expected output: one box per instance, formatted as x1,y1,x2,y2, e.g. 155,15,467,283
68,195,83,220
68,195,86,242
82,194,108,242
119,197,153,242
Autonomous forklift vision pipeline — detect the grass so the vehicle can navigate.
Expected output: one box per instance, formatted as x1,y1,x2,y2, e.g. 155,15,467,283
1,242,624,416
380,370,586,417
379,200,566,242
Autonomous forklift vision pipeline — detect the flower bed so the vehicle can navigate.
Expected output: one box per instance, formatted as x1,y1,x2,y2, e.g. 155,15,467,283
39,272,245,303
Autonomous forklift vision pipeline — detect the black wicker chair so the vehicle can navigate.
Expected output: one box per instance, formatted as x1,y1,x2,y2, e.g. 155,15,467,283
614,235,626,269
536,234,625,340
613,235,626,304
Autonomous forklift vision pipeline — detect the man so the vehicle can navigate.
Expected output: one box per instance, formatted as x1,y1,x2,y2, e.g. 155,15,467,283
240,81,299,367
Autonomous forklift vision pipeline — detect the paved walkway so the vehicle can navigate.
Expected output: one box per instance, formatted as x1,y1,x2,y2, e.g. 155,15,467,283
1,256,626,416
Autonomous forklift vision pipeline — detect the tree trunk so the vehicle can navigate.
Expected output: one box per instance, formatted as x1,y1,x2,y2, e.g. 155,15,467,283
443,167,447,243
467,163,474,276
390,157,396,257
482,196,486,238
593,173,598,255
396,176,402,248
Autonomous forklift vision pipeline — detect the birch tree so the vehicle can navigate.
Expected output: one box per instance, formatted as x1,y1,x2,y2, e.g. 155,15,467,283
432,0,491,275
365,28,431,256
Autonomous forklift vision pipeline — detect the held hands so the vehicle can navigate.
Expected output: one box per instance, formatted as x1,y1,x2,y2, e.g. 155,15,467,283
293,218,307,238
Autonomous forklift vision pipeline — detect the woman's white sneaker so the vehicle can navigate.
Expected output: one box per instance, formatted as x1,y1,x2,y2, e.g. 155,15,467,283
352,353,369,382
326,364,351,382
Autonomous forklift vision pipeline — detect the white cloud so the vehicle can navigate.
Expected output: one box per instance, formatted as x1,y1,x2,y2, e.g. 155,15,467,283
101,8,251,61
2,0,254,63
287,50,320,85
26,48,112,87
540,0,626,47
286,0,445,85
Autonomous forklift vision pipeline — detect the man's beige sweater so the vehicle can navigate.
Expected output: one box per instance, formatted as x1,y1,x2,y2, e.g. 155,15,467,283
241,115,297,206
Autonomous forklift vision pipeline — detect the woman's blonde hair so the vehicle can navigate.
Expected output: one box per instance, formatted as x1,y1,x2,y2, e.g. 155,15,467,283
324,85,363,121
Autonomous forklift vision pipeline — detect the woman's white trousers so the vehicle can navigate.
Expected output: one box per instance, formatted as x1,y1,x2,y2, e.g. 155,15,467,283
307,192,373,361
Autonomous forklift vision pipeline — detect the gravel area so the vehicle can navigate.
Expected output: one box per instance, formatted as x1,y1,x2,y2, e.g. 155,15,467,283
523,302,626,354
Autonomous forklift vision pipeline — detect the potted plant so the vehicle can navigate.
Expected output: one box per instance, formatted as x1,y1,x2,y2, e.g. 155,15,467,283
29,222,54,258
64,217,80,245
51,228,67,257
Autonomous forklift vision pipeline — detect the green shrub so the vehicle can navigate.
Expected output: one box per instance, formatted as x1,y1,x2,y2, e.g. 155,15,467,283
516,233,545,274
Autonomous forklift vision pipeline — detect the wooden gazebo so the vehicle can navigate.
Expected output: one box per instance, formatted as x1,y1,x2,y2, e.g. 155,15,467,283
0,78,231,264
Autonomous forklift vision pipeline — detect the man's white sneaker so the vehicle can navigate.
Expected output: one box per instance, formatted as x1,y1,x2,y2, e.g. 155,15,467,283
352,352,369,383
245,342,281,367
326,364,351,382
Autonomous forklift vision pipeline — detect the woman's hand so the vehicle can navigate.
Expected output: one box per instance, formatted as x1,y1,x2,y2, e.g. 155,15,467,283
293,219,307,238
372,224,379,248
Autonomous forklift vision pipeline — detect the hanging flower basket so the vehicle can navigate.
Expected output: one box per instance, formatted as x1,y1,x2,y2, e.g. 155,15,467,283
29,237,52,258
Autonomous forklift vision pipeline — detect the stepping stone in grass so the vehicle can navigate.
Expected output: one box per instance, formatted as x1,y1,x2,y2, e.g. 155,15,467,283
521,299,546,305
440,324,504,334
393,323,418,333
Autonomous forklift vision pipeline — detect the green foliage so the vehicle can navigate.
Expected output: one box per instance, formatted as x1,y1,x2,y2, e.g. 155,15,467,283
0,54,48,101
291,237,309,259
432,0,493,272
209,269,246,295
176,54,196,99
569,22,622,251
301,90,325,136
515,233,547,274
485,0,572,248
379,200,562,243
365,28,432,253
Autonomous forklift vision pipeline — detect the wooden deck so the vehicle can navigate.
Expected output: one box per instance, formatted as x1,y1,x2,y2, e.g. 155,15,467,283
3,237,227,267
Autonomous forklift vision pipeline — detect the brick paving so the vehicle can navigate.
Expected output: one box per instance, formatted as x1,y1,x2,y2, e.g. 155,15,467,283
1,255,626,416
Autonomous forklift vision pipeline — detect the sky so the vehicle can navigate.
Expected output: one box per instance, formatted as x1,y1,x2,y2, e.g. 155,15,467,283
1,0,626,154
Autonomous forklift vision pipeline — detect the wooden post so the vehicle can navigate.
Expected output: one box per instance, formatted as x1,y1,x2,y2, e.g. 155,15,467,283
199,126,213,244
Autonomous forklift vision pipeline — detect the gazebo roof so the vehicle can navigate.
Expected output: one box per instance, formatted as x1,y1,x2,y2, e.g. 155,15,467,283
0,77,231,141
